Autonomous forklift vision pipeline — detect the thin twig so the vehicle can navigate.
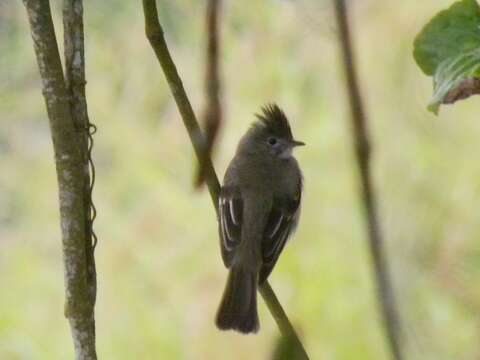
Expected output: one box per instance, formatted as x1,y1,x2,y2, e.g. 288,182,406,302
195,0,223,187
141,1,308,357
23,0,97,359
333,1,404,360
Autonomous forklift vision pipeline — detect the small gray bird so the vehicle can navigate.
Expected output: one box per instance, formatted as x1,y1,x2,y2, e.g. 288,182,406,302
216,104,304,334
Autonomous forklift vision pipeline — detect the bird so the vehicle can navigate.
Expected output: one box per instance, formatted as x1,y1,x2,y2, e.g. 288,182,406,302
216,104,304,334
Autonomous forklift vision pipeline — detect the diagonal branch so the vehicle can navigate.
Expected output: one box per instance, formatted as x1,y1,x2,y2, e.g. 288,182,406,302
141,1,308,358
333,1,404,360
142,0,220,207
23,1,96,359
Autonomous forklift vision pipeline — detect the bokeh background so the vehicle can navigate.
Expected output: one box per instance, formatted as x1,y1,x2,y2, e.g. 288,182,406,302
1,0,480,359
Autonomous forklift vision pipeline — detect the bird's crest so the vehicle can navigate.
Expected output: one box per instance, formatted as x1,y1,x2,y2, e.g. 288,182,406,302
254,104,293,140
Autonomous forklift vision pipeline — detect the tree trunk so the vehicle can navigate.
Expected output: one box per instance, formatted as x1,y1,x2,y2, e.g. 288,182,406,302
23,1,97,358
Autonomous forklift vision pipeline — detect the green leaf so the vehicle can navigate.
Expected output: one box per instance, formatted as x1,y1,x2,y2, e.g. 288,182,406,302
413,0,480,113
428,49,480,114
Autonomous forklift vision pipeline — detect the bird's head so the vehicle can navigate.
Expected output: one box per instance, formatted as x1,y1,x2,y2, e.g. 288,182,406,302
238,104,305,160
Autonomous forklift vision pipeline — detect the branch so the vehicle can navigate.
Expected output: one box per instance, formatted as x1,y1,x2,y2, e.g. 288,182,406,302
142,0,220,207
23,0,96,359
141,1,308,357
63,0,97,302
333,1,404,360
259,283,309,359
195,0,223,187
63,0,97,354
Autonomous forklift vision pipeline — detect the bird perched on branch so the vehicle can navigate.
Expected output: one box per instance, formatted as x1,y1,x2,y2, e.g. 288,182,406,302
216,104,304,334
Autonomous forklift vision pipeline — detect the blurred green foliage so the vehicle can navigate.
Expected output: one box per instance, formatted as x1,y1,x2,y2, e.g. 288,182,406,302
1,1,480,359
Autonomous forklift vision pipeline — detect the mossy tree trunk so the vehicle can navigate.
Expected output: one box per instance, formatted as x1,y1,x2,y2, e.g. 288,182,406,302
23,1,97,359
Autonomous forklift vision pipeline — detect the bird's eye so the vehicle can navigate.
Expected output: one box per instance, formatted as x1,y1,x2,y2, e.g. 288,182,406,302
267,137,277,146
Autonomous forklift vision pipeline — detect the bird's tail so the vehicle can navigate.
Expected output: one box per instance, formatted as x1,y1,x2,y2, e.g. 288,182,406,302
215,265,259,334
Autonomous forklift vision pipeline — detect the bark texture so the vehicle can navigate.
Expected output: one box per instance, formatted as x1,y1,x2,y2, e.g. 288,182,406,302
23,1,96,359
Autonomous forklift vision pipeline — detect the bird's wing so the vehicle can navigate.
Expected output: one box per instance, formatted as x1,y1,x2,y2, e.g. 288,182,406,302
259,189,302,284
218,186,243,267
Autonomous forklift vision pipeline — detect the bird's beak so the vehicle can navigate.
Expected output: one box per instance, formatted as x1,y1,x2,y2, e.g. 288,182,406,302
291,140,306,147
